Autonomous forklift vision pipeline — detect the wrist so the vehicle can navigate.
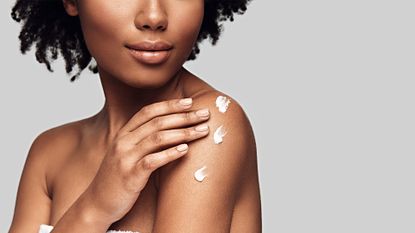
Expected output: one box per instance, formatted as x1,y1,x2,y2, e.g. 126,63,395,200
74,191,114,230
50,191,114,233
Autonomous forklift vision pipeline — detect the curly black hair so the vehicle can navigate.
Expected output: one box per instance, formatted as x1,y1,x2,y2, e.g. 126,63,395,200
10,0,252,82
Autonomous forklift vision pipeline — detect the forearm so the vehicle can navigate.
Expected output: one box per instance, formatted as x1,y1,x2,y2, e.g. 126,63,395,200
50,192,113,233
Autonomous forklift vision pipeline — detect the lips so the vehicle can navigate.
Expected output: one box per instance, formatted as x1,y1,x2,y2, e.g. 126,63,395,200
127,40,173,51
126,40,173,65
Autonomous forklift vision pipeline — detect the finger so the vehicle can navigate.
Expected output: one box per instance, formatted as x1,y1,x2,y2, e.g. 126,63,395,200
123,108,210,144
135,122,209,156
121,98,194,133
137,143,189,173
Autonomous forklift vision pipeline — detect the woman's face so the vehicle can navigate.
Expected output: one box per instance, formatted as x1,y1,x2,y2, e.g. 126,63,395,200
64,0,204,88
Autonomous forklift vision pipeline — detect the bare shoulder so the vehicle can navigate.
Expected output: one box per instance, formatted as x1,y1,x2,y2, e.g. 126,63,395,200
30,119,85,159
25,119,88,184
159,89,257,180
194,89,257,179
153,90,258,232
195,89,254,126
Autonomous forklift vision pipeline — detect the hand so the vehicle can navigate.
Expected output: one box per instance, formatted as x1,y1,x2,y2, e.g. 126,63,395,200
82,98,210,223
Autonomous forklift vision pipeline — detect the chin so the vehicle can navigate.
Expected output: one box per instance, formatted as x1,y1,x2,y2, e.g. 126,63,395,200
119,66,179,90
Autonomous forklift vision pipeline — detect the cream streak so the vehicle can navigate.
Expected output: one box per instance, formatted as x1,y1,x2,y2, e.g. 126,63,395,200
194,166,208,182
213,125,227,144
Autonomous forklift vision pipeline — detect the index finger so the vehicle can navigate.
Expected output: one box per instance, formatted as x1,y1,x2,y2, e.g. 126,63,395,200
122,98,193,133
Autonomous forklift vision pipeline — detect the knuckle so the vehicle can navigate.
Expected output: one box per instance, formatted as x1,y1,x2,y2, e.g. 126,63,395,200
182,128,193,138
150,132,163,145
140,106,152,118
184,112,193,122
141,157,156,170
152,117,164,129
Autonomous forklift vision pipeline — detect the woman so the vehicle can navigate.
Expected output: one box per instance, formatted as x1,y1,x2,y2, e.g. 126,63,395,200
8,0,261,232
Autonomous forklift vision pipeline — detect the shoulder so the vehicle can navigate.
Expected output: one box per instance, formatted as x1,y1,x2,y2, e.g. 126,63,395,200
194,89,253,127
191,89,256,154
29,120,84,158
24,119,86,186
161,89,257,176
153,90,257,231
192,89,256,181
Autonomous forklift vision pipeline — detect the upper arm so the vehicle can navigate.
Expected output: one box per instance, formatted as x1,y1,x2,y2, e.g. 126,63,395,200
9,131,53,233
153,92,257,233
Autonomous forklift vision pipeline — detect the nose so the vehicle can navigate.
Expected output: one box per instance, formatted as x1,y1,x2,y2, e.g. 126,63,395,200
134,0,168,31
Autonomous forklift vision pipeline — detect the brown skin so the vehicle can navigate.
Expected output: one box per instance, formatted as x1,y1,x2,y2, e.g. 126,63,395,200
8,0,261,233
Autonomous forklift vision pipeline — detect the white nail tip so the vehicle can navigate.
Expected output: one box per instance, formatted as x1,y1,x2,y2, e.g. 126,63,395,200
215,95,231,113
194,166,208,182
213,125,227,144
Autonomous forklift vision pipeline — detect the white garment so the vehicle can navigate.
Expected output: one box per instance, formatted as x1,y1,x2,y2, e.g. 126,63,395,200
39,224,140,233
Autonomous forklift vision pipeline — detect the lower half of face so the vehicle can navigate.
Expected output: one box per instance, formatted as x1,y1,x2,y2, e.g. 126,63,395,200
77,0,204,89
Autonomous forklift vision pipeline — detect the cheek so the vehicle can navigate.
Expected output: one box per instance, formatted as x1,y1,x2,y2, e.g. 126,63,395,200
170,3,204,57
77,1,132,61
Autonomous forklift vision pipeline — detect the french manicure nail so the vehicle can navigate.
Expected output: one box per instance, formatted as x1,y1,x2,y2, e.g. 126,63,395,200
179,98,192,106
176,144,188,152
196,108,210,117
195,124,209,132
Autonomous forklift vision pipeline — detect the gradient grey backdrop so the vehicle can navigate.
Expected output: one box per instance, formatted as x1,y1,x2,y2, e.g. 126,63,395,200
2,0,415,232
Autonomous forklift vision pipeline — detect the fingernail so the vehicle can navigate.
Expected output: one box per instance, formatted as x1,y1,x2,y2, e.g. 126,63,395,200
179,98,192,106
176,144,188,152
195,124,209,132
196,108,210,117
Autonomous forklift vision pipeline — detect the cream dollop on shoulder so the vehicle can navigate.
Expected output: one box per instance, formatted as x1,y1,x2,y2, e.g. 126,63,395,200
215,95,231,113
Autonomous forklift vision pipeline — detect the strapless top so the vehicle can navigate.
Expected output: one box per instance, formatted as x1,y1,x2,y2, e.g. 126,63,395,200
39,224,140,233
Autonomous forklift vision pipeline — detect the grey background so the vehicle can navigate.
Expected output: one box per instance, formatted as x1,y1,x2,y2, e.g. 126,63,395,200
1,0,414,232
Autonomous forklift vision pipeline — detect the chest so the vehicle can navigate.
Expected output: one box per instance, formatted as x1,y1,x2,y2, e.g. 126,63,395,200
47,148,159,233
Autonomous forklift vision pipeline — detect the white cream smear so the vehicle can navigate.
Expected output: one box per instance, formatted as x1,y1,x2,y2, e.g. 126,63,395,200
213,125,227,144
194,166,208,182
215,95,231,113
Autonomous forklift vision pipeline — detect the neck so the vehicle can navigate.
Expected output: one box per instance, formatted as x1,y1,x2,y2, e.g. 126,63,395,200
93,67,188,146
